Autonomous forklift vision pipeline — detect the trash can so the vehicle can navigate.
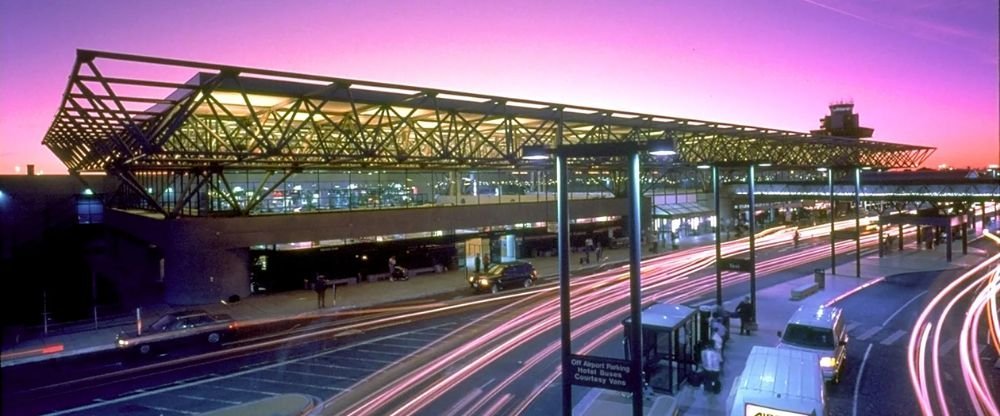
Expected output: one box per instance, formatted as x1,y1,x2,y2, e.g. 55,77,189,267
814,268,825,289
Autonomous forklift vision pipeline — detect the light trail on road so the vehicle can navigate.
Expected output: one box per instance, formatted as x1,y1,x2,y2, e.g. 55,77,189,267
907,230,999,416
330,218,900,415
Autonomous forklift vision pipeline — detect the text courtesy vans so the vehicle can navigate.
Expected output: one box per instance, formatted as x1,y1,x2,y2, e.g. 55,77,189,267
728,346,826,416
777,305,848,383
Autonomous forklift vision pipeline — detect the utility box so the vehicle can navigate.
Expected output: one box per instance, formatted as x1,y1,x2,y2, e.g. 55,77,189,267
814,269,825,290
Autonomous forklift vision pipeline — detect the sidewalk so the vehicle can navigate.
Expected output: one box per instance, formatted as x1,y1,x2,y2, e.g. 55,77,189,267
2,234,720,367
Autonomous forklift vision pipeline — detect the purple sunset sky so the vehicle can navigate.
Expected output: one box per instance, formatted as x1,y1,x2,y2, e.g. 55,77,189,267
1,0,997,173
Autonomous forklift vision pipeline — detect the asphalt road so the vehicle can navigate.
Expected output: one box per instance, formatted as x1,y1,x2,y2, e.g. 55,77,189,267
9,230,990,416
826,241,1000,416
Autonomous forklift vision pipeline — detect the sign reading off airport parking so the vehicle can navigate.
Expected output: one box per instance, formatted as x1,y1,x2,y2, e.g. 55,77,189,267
568,354,637,392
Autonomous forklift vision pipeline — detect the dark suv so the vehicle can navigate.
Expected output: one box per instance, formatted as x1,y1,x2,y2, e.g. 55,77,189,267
469,261,538,294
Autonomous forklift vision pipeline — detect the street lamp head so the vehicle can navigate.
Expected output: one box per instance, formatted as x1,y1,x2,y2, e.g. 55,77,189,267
521,145,550,160
646,139,676,156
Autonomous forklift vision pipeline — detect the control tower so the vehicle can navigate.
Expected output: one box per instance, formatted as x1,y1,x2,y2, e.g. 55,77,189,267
811,101,874,139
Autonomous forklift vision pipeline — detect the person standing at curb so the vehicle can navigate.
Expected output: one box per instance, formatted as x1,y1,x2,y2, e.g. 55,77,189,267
314,274,328,308
736,296,753,335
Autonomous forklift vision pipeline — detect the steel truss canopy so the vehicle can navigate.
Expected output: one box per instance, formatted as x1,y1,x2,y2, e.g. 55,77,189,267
44,49,933,175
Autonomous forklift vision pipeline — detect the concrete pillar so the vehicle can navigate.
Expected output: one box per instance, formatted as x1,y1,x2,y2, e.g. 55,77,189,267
501,234,517,262
946,225,953,262
162,245,250,305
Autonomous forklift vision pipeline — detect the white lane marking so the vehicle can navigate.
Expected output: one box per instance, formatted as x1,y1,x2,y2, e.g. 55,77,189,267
175,394,241,405
940,339,958,356
287,360,381,376
846,322,863,332
144,404,197,415
882,290,928,327
353,347,408,357
258,368,358,381
319,355,395,365
857,326,883,341
240,375,344,391
45,329,422,416
852,344,873,416
204,384,278,396
880,330,908,346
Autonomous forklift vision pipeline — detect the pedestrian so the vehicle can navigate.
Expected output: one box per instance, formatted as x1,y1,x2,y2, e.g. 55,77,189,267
595,242,603,263
474,253,482,273
712,317,726,359
584,237,593,264
793,229,800,248
735,296,753,335
388,256,397,275
314,274,328,308
700,341,723,394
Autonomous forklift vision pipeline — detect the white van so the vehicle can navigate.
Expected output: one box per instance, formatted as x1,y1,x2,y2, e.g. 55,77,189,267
728,346,826,416
777,305,848,383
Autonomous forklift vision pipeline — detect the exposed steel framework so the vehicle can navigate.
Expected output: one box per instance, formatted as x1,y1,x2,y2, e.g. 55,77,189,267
42,50,934,217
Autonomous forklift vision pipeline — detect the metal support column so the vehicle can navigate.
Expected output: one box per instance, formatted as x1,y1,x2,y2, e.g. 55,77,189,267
748,165,757,324
898,224,904,251
946,224,953,262
713,166,722,306
627,151,644,415
983,202,988,231
878,223,884,258
557,151,571,416
962,220,968,254
829,169,836,275
854,168,861,278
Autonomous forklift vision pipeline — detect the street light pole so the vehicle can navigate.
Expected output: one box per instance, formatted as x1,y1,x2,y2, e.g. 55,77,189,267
627,151,644,415
854,167,862,278
713,166,722,306
557,153,572,416
829,169,836,275
748,164,757,324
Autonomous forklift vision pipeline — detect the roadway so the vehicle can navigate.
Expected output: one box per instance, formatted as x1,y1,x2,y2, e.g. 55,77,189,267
3,222,992,415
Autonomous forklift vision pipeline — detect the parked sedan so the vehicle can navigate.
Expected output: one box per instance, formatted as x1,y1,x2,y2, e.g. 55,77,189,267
116,309,237,356
469,261,538,294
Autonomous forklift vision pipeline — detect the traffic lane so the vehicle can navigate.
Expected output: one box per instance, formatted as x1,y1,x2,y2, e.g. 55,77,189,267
399,291,624,416
359,241,887,414
0,311,375,395
9,315,470,416
2,300,503,416
825,268,973,416
321,291,558,414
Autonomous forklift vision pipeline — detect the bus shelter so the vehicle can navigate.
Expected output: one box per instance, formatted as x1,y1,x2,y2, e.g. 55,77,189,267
622,302,699,394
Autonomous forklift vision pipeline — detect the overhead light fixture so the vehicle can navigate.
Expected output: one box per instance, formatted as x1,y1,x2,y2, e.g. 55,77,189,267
758,162,773,167
522,145,550,160
647,139,676,156
816,167,828,172
696,165,712,169
861,166,873,170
